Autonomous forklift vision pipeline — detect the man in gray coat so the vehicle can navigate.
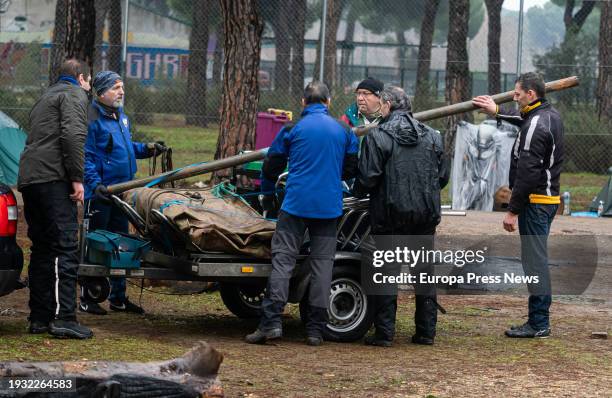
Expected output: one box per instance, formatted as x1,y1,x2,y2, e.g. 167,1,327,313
18,58,93,339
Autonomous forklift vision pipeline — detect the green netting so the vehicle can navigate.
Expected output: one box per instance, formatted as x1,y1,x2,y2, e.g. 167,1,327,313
0,127,27,186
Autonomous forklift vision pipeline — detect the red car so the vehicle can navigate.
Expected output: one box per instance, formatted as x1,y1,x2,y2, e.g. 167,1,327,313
0,183,23,297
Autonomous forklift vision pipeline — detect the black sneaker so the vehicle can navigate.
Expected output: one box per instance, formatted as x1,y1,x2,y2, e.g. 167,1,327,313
306,336,323,346
109,299,144,314
79,301,107,315
245,328,282,344
510,321,529,331
49,320,93,339
364,335,393,347
505,323,550,338
411,334,434,345
28,320,49,334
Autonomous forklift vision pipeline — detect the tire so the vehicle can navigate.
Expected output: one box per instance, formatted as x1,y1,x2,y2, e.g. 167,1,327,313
219,283,266,318
80,277,110,304
300,265,374,342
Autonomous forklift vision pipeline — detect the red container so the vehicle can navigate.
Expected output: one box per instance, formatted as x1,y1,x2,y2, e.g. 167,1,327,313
255,112,290,150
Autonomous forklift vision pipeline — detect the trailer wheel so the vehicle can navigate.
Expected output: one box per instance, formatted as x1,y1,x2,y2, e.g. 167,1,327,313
219,283,265,318
80,277,110,304
300,265,374,342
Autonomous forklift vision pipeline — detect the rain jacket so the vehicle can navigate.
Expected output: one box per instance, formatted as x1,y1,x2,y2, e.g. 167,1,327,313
353,109,449,232
18,78,88,190
83,100,149,200
261,103,359,219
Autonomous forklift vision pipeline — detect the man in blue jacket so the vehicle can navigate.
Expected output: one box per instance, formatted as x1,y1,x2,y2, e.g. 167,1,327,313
79,71,166,315
245,82,359,346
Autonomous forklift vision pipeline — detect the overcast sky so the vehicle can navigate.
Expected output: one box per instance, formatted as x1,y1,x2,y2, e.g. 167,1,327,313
503,0,553,11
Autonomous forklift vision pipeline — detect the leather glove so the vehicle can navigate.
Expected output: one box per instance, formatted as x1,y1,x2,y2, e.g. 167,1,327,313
147,142,167,156
94,184,111,204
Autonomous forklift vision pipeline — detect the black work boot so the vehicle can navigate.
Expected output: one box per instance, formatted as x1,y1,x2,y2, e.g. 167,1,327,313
364,335,393,347
305,305,328,344
413,295,437,345
245,328,282,344
49,320,93,339
28,320,49,334
411,334,434,345
306,336,323,346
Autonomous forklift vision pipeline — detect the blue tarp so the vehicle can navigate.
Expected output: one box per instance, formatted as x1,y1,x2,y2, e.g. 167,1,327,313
0,111,27,186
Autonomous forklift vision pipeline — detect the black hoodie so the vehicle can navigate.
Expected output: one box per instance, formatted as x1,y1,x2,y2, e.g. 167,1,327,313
353,110,449,233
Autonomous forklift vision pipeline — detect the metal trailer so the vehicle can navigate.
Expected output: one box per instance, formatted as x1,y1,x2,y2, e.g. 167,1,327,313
78,181,376,342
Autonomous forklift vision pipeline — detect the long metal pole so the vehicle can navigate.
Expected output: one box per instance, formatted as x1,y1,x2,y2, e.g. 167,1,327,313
319,0,327,81
121,0,130,78
516,0,524,77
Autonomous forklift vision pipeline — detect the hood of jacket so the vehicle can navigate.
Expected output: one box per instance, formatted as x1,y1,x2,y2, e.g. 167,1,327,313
378,110,419,146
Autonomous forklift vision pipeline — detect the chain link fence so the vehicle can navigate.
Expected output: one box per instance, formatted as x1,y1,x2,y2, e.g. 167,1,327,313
1,0,610,177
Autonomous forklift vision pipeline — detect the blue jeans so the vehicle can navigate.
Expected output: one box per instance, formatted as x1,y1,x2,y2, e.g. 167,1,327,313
85,199,129,304
518,203,558,329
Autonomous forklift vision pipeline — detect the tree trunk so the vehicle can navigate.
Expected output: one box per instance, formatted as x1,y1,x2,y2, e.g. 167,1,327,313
313,0,343,90
563,0,596,34
186,0,209,127
93,0,110,72
290,0,306,94
597,0,611,122
49,0,96,84
396,29,408,80
0,341,223,397
339,4,357,88
214,0,263,179
445,0,471,156
414,0,440,105
484,0,503,94
107,0,122,74
274,5,291,93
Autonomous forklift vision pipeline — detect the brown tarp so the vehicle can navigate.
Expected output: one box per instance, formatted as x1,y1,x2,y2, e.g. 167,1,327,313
124,187,275,258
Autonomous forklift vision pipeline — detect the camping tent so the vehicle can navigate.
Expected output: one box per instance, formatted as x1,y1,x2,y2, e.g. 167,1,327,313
589,167,612,217
0,111,27,186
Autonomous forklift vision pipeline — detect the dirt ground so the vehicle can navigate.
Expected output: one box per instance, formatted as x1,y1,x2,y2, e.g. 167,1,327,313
1,211,611,397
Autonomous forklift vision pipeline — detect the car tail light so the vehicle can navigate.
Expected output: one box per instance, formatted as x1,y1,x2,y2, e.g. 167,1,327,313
0,190,18,237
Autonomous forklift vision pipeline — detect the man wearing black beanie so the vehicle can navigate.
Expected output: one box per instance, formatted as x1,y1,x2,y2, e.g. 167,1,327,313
340,77,384,129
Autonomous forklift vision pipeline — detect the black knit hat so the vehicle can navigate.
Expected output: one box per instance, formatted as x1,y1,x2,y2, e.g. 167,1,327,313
356,77,384,96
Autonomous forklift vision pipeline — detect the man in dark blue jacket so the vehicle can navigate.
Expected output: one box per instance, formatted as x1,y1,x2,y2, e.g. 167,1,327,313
79,71,166,315
245,82,359,346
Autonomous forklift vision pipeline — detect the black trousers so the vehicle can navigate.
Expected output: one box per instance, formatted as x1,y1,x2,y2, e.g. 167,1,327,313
370,222,438,341
22,181,79,322
259,210,337,338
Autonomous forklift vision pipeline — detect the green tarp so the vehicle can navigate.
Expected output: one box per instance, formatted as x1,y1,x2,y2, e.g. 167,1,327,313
589,171,612,217
0,111,27,186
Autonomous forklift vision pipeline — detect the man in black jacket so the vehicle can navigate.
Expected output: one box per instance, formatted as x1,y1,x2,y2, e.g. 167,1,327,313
353,86,449,346
18,59,93,339
473,72,564,338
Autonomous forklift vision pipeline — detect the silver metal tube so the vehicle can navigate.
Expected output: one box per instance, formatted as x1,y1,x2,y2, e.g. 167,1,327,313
319,0,327,80
121,0,130,78
516,0,524,77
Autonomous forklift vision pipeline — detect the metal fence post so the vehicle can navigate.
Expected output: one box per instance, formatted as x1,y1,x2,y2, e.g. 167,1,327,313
121,0,130,79
319,0,327,81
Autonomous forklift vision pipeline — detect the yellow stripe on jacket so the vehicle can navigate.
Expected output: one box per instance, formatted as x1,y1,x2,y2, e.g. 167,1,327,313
529,194,560,204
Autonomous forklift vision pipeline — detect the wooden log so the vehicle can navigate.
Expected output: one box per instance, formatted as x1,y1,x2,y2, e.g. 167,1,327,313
353,75,580,136
0,341,223,397
107,76,579,193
